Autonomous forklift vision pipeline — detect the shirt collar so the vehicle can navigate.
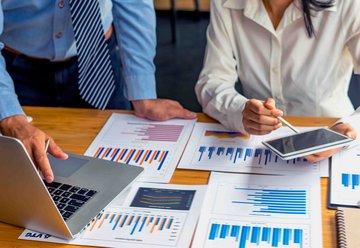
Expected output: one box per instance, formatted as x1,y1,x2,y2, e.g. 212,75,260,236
222,0,337,12
222,0,337,35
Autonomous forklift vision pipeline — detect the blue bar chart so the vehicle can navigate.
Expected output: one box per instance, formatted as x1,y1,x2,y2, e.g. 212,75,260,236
330,147,360,206
231,187,307,216
205,220,308,248
341,173,360,189
213,183,310,219
82,208,185,246
192,173,321,248
178,123,323,175
197,146,307,166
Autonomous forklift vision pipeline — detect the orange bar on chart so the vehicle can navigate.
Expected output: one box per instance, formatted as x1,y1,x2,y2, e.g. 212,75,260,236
158,151,165,162
124,149,134,162
140,150,150,166
133,150,141,162
150,218,158,233
93,147,102,158
101,148,109,159
116,149,126,162
149,151,158,164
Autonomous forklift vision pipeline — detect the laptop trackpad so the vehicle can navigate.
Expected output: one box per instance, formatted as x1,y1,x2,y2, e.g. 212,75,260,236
48,155,89,178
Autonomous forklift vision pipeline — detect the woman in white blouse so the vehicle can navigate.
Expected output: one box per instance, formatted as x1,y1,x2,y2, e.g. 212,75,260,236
195,0,360,162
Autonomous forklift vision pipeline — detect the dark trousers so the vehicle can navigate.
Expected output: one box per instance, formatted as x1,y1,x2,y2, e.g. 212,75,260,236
2,33,131,110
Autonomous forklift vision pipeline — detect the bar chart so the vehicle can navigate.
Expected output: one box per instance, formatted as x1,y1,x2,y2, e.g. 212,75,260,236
121,122,184,142
330,146,360,206
205,219,309,248
341,173,360,189
192,173,322,248
213,183,309,219
197,146,308,165
81,207,186,246
93,147,169,171
179,123,323,175
85,113,195,182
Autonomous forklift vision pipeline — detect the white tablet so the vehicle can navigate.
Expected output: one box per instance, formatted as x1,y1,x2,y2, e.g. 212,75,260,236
262,128,354,160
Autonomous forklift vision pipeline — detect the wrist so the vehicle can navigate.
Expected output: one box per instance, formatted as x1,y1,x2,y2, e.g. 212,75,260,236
0,115,28,136
131,99,154,114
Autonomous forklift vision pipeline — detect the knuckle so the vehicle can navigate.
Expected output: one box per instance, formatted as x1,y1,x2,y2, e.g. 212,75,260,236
34,152,46,163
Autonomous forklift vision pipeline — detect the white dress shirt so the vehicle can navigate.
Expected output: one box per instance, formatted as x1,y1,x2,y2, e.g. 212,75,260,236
196,0,360,136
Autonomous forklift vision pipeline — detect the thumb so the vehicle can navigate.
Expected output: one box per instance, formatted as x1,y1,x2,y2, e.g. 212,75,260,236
345,129,357,139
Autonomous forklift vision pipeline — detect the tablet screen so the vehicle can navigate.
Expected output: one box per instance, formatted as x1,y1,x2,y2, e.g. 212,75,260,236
264,128,352,156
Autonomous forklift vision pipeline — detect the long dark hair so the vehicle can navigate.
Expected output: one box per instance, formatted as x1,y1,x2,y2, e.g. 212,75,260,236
301,0,335,37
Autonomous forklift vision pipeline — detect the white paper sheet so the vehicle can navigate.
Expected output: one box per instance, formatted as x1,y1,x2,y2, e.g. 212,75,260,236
19,182,207,248
192,172,323,248
84,113,196,183
178,123,329,177
330,145,360,207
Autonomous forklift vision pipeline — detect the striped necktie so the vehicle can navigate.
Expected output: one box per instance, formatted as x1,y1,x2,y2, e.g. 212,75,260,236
69,0,115,109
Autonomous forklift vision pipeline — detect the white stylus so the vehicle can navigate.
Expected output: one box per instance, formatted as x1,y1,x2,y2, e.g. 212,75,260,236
277,116,300,133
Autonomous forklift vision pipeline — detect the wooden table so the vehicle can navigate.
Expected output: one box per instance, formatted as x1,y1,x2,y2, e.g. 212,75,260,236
0,107,338,247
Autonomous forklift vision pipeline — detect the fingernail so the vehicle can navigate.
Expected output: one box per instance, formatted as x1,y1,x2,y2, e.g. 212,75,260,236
45,175,53,183
189,112,197,118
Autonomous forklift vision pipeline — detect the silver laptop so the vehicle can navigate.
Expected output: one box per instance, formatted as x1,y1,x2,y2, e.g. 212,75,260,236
0,135,143,239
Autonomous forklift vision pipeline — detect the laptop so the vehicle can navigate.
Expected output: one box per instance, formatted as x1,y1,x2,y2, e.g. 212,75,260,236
0,135,143,239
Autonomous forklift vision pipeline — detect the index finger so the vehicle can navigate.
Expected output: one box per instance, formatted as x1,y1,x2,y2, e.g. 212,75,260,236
247,99,274,116
32,141,54,183
264,98,283,116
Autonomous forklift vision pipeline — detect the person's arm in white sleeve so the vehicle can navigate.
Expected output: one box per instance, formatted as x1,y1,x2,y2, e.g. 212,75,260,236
306,1,360,162
195,0,282,134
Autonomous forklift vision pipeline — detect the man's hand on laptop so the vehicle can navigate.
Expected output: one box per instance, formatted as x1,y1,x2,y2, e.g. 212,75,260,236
0,115,68,183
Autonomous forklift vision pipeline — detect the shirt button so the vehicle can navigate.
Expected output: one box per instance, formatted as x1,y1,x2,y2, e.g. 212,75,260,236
55,32,63,38
58,1,65,8
272,67,278,73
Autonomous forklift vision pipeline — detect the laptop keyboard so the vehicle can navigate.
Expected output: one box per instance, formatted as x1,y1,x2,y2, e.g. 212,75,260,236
43,181,98,221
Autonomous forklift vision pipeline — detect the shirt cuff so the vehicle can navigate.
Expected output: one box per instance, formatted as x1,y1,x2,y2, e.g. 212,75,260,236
123,74,157,100
226,95,248,134
0,94,25,121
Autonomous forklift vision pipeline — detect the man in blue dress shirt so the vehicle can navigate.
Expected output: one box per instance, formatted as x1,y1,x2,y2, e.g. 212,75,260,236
0,0,196,183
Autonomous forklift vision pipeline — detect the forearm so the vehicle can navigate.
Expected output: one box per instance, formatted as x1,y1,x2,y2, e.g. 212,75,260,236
111,0,157,100
196,76,248,132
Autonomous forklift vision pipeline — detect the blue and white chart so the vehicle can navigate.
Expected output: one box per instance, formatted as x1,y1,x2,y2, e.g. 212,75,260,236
192,172,322,248
84,113,195,183
178,123,328,176
330,146,360,206
19,182,207,248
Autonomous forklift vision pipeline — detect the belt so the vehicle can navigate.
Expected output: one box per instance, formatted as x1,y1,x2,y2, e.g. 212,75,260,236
4,25,113,63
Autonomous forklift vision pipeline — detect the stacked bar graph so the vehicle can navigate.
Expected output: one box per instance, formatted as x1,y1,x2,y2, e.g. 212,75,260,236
197,146,307,166
231,187,307,216
123,122,184,142
82,208,185,246
205,220,308,248
341,173,360,189
93,147,169,171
